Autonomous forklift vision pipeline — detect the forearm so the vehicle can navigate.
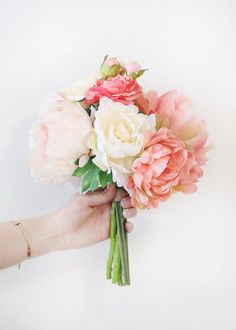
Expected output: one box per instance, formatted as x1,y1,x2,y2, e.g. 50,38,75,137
0,213,63,270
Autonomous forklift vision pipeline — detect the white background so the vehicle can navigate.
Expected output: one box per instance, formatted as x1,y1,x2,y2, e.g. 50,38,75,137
0,0,235,329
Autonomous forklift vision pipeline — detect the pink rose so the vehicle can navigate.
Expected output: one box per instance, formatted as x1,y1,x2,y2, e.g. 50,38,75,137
127,128,188,209
29,98,93,184
126,61,141,75
85,75,142,105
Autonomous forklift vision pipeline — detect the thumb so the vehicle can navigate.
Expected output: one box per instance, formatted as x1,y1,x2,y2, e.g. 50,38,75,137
84,183,116,206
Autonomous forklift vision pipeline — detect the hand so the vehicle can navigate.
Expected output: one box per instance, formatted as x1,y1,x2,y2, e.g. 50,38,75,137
55,184,137,250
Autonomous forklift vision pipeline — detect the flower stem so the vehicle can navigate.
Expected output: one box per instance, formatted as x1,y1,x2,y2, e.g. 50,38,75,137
115,201,131,286
112,236,122,284
106,199,131,286
106,203,116,279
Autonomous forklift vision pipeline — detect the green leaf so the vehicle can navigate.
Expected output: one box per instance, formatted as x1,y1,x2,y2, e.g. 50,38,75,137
136,69,148,78
82,164,100,192
73,157,113,193
92,102,99,110
119,68,126,76
89,166,100,191
99,170,113,188
131,69,148,80
85,107,91,116
72,158,92,177
82,175,91,192
89,175,100,191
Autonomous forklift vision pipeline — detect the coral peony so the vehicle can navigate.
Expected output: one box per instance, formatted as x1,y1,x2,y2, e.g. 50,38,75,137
127,128,188,209
29,98,93,184
84,75,142,105
174,143,211,194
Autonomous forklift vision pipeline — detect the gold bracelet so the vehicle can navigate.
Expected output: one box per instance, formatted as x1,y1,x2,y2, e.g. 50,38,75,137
13,221,32,262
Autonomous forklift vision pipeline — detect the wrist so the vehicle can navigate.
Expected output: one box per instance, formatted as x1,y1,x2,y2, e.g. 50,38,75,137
21,212,64,258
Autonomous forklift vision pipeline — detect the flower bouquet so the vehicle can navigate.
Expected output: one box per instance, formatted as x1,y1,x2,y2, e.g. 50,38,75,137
29,55,210,286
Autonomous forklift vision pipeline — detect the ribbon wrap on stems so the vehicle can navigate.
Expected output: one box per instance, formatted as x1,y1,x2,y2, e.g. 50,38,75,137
106,188,130,286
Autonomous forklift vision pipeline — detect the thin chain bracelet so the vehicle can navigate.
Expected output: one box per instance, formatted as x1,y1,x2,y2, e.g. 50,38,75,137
12,221,32,269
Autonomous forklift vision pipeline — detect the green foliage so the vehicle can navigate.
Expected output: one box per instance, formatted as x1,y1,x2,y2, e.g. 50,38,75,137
99,170,112,188
130,69,148,80
73,157,113,193
73,158,92,176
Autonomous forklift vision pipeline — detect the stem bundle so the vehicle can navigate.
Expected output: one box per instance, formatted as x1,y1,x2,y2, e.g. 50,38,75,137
106,201,130,286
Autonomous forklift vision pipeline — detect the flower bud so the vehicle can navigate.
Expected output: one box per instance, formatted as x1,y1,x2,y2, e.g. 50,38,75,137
105,57,119,66
100,55,122,78
126,61,147,79
126,61,141,74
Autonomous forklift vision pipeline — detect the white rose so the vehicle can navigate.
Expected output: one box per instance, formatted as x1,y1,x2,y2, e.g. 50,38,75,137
92,97,156,187
63,73,102,102
29,99,93,184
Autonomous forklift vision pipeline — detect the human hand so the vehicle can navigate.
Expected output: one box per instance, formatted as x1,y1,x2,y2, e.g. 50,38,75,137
55,184,137,250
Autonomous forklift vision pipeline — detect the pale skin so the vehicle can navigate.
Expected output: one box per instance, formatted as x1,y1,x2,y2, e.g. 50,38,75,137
0,184,137,270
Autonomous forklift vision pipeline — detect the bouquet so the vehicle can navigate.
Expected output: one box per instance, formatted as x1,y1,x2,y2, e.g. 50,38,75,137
29,55,210,286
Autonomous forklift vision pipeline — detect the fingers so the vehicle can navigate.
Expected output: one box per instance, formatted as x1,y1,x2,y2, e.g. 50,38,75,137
125,221,134,233
121,196,136,233
121,197,132,209
123,208,137,219
84,183,116,206
114,189,128,201
121,196,137,219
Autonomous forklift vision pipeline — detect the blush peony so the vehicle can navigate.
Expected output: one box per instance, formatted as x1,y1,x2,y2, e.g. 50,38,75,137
63,73,101,102
84,75,142,105
155,90,208,152
29,98,93,184
127,128,188,208
153,90,210,194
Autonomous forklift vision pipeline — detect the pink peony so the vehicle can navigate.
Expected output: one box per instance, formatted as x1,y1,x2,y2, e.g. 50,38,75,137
174,142,211,194
127,128,188,209
153,90,211,193
134,90,159,115
29,98,93,184
155,90,208,152
84,75,142,105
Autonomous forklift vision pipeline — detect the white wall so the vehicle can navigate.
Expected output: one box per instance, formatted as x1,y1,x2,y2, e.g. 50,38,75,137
0,0,235,329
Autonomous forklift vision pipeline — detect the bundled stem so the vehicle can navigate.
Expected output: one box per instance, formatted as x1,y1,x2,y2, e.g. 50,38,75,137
106,203,116,279
106,192,130,286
